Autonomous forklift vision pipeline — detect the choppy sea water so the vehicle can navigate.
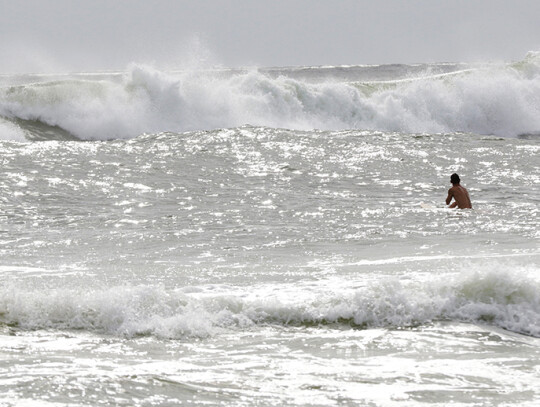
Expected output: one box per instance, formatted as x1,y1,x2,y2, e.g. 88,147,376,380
0,55,539,406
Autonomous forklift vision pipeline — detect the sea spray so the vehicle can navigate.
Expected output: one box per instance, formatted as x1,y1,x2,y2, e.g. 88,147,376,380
0,117,27,141
1,266,538,338
1,54,540,140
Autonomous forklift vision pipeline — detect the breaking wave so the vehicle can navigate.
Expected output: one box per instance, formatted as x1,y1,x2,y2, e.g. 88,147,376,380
1,266,539,339
1,52,540,140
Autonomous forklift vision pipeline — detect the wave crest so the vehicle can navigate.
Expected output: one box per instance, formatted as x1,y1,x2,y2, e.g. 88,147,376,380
1,54,540,140
1,267,538,338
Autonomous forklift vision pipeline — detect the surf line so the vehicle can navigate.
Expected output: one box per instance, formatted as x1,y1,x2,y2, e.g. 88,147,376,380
337,252,540,267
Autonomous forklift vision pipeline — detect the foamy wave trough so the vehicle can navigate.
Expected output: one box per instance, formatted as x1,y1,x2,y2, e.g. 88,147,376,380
1,53,540,140
1,268,538,338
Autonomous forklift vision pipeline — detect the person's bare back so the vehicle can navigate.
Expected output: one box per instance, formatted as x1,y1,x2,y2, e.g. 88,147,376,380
446,173,472,209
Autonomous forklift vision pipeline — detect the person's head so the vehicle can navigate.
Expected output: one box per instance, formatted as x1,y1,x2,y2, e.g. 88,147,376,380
450,173,460,185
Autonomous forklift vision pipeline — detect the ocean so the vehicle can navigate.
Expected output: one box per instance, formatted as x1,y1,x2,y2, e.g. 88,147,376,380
0,52,539,406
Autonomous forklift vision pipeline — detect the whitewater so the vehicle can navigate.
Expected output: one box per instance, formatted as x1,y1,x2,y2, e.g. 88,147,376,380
2,52,540,141
0,53,539,406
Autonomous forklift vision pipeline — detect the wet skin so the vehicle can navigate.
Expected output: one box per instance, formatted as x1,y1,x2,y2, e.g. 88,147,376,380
446,183,472,209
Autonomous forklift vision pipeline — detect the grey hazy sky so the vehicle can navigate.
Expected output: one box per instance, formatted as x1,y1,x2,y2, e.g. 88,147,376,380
1,0,540,73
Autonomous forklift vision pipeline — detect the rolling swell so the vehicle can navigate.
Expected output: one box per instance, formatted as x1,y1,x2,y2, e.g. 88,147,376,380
1,267,538,339
0,53,540,141
2,117,79,141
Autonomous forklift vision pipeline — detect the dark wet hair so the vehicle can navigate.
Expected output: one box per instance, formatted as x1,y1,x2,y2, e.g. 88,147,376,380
450,173,460,184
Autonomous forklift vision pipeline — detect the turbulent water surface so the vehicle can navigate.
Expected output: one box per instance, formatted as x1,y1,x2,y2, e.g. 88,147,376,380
0,54,539,406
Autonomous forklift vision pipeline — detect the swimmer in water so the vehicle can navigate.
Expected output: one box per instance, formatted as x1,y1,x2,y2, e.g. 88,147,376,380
446,173,472,209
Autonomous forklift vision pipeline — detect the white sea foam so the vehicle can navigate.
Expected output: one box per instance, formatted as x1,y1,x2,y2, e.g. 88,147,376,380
0,117,27,141
0,53,540,140
1,266,538,339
